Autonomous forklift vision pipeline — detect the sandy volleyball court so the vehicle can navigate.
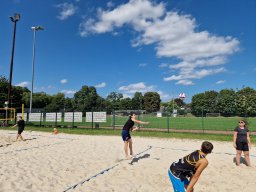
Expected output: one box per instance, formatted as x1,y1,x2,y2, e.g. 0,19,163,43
0,129,256,192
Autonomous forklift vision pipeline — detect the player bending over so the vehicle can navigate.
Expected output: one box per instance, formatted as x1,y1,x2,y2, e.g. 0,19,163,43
168,141,214,192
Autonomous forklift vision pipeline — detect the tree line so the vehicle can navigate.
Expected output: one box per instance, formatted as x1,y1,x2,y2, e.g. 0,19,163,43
1,75,256,116
0,76,161,114
190,87,256,117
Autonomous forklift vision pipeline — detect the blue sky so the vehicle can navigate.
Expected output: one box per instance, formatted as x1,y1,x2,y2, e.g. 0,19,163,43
0,0,255,102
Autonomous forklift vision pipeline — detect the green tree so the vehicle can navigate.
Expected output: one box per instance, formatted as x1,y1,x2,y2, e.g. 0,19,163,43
235,87,256,116
95,97,105,111
217,89,237,116
120,97,132,110
161,99,179,113
191,91,218,116
73,85,102,113
204,90,218,113
106,92,123,102
191,93,206,116
131,92,144,110
174,98,186,108
106,92,123,111
44,93,65,112
0,76,8,107
143,92,161,113
0,76,30,110
22,92,51,109
12,86,30,111
64,97,74,112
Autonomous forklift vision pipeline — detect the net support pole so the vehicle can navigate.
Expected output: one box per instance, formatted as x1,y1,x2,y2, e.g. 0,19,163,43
22,104,24,120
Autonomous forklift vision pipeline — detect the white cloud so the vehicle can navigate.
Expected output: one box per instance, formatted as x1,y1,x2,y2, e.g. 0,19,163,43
34,85,56,91
95,82,106,88
47,85,56,89
15,81,30,87
159,63,168,68
56,3,77,20
61,90,76,95
34,86,45,91
169,56,227,70
79,0,165,36
118,82,155,93
122,93,132,98
80,0,240,85
216,80,226,84
60,79,68,84
118,82,171,101
157,90,171,101
139,63,147,67
164,67,226,81
107,1,115,8
176,80,194,86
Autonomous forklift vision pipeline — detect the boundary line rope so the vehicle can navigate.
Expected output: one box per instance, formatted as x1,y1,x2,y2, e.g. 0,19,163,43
63,145,152,192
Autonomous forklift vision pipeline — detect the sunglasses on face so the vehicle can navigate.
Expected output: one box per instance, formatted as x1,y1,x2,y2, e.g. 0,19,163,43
239,121,245,124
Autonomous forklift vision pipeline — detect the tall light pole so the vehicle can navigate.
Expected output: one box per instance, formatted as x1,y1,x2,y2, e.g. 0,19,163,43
7,13,20,110
29,26,44,114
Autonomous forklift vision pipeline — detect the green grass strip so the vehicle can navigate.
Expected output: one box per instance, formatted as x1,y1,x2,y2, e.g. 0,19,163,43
2,126,256,143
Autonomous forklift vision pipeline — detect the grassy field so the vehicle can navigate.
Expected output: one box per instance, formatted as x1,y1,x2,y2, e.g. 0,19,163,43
6,115,256,132
1,126,256,143
112,116,256,131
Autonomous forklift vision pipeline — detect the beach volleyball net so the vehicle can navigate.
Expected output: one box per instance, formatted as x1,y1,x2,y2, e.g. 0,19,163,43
0,108,16,123
112,110,147,127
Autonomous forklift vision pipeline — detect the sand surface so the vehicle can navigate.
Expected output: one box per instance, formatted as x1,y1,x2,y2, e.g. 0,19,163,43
1,129,256,192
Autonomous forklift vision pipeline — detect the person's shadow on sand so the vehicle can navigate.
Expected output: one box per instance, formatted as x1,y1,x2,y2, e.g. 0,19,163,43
129,154,150,165
24,138,37,141
0,143,11,147
233,157,247,166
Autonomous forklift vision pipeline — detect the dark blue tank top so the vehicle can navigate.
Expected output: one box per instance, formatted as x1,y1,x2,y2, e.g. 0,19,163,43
122,118,134,131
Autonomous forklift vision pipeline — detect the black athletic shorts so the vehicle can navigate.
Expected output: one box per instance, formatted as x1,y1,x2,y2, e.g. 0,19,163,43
121,130,131,141
236,142,249,151
18,128,24,135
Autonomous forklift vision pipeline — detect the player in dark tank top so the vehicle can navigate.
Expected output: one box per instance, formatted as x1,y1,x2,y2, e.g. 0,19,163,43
121,112,149,159
122,117,134,131
168,141,213,192
11,116,25,141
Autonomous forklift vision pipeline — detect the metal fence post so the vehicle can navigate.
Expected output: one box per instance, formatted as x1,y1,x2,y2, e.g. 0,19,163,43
55,112,57,127
138,113,140,131
39,112,42,127
201,109,204,134
92,111,94,129
113,111,115,130
167,113,170,133
72,111,74,129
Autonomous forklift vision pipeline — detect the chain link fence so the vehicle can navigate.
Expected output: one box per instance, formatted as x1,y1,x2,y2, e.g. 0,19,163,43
6,110,256,135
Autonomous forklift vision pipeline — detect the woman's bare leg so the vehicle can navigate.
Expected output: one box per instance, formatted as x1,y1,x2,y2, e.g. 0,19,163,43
124,141,129,159
236,150,242,166
129,139,133,156
244,151,251,166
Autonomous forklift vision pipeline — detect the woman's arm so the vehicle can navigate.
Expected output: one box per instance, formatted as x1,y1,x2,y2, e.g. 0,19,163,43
233,132,237,148
131,118,149,125
247,132,251,148
131,126,138,132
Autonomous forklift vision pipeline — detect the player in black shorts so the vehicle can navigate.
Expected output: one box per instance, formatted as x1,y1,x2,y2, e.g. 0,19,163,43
121,112,149,159
12,116,25,141
233,119,252,166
